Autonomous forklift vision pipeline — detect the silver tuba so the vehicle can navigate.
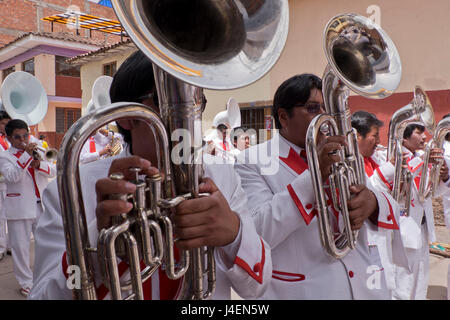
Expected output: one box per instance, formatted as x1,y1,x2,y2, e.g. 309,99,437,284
1,71,48,126
305,14,402,258
418,117,450,203
2,71,58,162
386,86,435,215
58,0,289,300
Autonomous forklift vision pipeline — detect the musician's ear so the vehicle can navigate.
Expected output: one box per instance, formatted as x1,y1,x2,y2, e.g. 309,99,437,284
117,119,133,130
278,108,288,129
356,131,362,142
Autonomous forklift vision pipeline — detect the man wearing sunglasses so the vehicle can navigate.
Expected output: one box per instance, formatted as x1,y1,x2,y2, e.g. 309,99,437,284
235,73,401,299
0,119,56,297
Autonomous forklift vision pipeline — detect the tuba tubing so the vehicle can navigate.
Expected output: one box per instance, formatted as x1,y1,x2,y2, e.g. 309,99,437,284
418,117,450,203
57,102,175,300
306,13,401,259
387,86,435,214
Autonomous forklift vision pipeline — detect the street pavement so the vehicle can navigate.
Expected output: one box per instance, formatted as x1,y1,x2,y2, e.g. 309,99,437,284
1,226,449,300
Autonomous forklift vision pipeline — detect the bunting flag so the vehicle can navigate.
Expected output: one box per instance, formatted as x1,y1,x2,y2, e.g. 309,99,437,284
89,0,112,8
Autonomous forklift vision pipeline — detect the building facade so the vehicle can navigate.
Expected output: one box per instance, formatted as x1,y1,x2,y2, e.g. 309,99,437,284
30,0,450,146
0,0,120,147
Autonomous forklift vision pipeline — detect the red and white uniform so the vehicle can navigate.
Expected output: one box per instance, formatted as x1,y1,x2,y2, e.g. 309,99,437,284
0,133,10,152
443,140,450,300
235,133,401,299
0,133,9,257
0,146,56,289
211,135,239,164
363,152,409,293
80,131,124,164
370,146,450,299
29,148,271,300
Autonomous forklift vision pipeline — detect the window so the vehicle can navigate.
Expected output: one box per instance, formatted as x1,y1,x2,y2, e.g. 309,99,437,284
56,107,81,133
3,65,15,78
22,58,35,75
55,56,80,77
103,62,117,77
240,105,273,143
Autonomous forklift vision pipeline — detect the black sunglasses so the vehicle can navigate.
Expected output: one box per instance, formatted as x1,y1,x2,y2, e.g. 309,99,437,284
295,102,325,114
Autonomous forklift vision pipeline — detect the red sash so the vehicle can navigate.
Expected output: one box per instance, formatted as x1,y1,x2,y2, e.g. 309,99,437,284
89,137,96,153
0,135,8,150
13,150,40,199
220,139,230,151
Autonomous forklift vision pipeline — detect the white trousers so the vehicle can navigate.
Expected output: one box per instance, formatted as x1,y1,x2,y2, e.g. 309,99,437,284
7,204,42,289
392,223,429,300
0,191,8,254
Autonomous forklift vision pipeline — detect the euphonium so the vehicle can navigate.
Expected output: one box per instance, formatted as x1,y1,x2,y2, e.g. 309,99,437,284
306,14,402,258
58,0,289,300
106,131,123,157
386,86,435,215
418,117,450,203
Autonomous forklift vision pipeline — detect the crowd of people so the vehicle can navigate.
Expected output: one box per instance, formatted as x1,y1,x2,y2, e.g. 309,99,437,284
0,50,449,301
0,110,125,297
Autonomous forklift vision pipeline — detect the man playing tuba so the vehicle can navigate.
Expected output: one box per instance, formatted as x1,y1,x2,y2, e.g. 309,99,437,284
30,50,272,300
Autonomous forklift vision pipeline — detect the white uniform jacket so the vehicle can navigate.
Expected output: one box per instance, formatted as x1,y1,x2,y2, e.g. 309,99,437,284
363,154,409,289
0,146,56,220
29,148,271,300
234,133,401,299
443,140,450,229
80,131,124,164
370,147,450,251
0,134,9,192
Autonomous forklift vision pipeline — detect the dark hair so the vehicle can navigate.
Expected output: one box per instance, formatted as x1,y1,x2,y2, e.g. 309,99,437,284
230,126,249,144
443,113,450,140
351,111,383,137
109,50,158,148
272,74,322,129
5,119,28,136
0,111,11,121
403,123,425,139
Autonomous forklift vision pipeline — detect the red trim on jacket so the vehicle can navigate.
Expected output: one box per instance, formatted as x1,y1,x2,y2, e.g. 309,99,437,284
38,165,51,175
279,147,308,175
233,238,266,284
13,151,32,169
377,193,399,230
272,270,306,282
365,157,393,190
287,184,317,225
0,135,8,150
364,157,379,177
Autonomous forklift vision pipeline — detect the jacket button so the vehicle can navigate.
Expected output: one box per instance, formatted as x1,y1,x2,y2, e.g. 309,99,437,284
348,271,354,278
305,204,313,210
387,215,392,221
253,263,261,273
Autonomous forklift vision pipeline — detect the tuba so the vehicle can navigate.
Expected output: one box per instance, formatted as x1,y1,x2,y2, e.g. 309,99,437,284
418,117,450,203
305,14,402,258
1,71,48,126
58,0,289,300
1,71,58,161
386,86,435,215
